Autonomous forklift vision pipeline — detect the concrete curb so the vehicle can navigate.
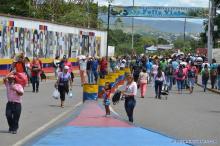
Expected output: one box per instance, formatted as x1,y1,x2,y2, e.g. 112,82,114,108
196,83,220,94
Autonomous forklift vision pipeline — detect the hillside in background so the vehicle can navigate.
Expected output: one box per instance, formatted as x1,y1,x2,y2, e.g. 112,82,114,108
101,15,204,34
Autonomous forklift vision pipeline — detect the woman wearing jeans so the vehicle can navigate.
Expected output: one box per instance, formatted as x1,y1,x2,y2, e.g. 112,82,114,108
175,65,186,94
154,68,165,99
122,74,137,123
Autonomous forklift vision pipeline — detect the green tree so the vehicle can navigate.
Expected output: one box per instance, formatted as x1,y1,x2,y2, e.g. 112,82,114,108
157,37,169,45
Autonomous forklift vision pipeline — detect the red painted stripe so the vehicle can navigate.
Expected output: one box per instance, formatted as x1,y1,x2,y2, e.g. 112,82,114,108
67,102,133,127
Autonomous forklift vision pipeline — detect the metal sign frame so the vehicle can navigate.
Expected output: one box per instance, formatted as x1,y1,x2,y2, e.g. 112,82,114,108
106,5,209,57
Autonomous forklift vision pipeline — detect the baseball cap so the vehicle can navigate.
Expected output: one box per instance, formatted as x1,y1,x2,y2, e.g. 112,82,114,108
64,66,69,70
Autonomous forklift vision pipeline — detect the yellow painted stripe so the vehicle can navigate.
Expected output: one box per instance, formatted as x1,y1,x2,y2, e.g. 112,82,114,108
83,84,98,93
0,59,13,64
124,67,131,73
0,58,78,65
105,75,115,83
98,78,106,86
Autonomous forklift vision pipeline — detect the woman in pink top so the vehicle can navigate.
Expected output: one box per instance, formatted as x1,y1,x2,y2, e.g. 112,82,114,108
175,65,186,94
3,72,24,134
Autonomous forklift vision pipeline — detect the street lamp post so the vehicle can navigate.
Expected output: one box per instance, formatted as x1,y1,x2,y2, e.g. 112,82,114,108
131,0,134,51
208,0,213,63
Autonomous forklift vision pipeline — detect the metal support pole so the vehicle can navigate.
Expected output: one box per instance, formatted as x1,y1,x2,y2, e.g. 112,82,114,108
208,0,213,63
106,4,111,58
131,0,134,50
87,0,90,28
183,17,186,46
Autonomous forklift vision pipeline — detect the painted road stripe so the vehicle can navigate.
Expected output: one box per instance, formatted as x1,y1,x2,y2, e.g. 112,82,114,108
30,101,190,146
33,127,189,146
12,102,82,146
67,102,132,127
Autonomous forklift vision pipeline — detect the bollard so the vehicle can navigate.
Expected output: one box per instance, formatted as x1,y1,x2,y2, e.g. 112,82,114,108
124,67,131,76
105,75,116,93
83,84,98,102
117,70,125,85
98,78,106,98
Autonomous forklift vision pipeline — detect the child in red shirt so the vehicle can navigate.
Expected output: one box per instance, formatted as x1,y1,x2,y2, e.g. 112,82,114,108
102,82,111,116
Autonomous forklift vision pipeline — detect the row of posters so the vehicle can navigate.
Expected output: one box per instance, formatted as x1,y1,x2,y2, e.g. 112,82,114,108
0,20,101,59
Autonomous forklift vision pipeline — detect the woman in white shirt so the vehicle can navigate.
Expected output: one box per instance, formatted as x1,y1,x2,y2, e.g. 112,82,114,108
154,67,166,99
122,74,137,123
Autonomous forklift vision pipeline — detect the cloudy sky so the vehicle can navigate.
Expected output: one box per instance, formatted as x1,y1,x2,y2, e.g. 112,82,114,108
95,0,209,7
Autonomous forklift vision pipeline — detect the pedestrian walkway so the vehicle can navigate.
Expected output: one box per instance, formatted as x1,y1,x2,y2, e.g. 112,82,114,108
28,101,189,146
197,75,220,94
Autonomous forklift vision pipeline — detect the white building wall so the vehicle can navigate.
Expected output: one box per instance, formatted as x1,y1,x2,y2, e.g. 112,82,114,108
0,15,107,58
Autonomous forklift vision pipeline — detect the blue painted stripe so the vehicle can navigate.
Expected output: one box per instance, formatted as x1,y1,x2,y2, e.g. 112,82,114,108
118,75,125,80
83,92,98,100
32,127,190,146
98,86,104,92
0,64,11,70
109,82,115,88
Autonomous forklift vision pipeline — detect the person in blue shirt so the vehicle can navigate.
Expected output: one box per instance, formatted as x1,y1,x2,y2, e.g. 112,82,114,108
171,59,179,85
146,59,153,83
92,57,99,84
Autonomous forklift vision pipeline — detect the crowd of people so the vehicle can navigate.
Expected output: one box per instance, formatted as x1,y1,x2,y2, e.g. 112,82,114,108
2,52,220,134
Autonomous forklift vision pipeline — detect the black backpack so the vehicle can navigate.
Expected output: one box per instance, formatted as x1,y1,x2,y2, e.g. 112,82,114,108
177,69,184,78
188,68,195,78
112,91,121,105
165,65,173,76
203,69,209,79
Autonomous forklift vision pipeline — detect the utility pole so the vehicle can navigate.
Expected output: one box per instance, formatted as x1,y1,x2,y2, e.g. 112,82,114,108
183,17,186,48
131,0,134,50
87,0,90,28
208,0,214,63
106,4,111,58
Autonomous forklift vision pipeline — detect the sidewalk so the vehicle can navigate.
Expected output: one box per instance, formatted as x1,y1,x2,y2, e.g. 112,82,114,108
26,101,190,146
197,75,220,94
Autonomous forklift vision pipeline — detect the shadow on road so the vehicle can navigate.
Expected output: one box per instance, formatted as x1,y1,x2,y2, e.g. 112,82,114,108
0,130,9,134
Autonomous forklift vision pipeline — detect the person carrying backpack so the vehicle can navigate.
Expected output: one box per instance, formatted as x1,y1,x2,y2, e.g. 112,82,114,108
201,64,210,92
164,61,173,91
210,68,217,89
187,62,197,93
175,65,186,94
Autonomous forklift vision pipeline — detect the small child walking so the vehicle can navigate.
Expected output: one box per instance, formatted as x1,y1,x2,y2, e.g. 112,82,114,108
102,82,111,116
3,72,24,134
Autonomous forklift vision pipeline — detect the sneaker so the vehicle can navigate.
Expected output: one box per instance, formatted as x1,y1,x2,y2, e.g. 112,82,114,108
8,128,12,133
32,90,35,93
105,114,111,117
36,89,39,93
11,131,17,134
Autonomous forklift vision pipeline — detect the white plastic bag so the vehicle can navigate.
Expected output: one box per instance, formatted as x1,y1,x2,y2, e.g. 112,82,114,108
68,90,73,98
52,89,60,100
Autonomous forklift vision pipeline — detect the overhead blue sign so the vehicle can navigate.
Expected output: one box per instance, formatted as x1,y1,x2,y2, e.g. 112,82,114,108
110,6,208,18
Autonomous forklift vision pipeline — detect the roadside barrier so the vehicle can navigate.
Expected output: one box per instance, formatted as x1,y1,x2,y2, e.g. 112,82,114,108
98,78,106,98
83,69,127,102
83,84,98,101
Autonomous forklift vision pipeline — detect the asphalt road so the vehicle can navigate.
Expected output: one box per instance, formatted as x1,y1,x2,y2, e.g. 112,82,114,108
113,84,220,146
0,78,83,146
0,78,220,146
